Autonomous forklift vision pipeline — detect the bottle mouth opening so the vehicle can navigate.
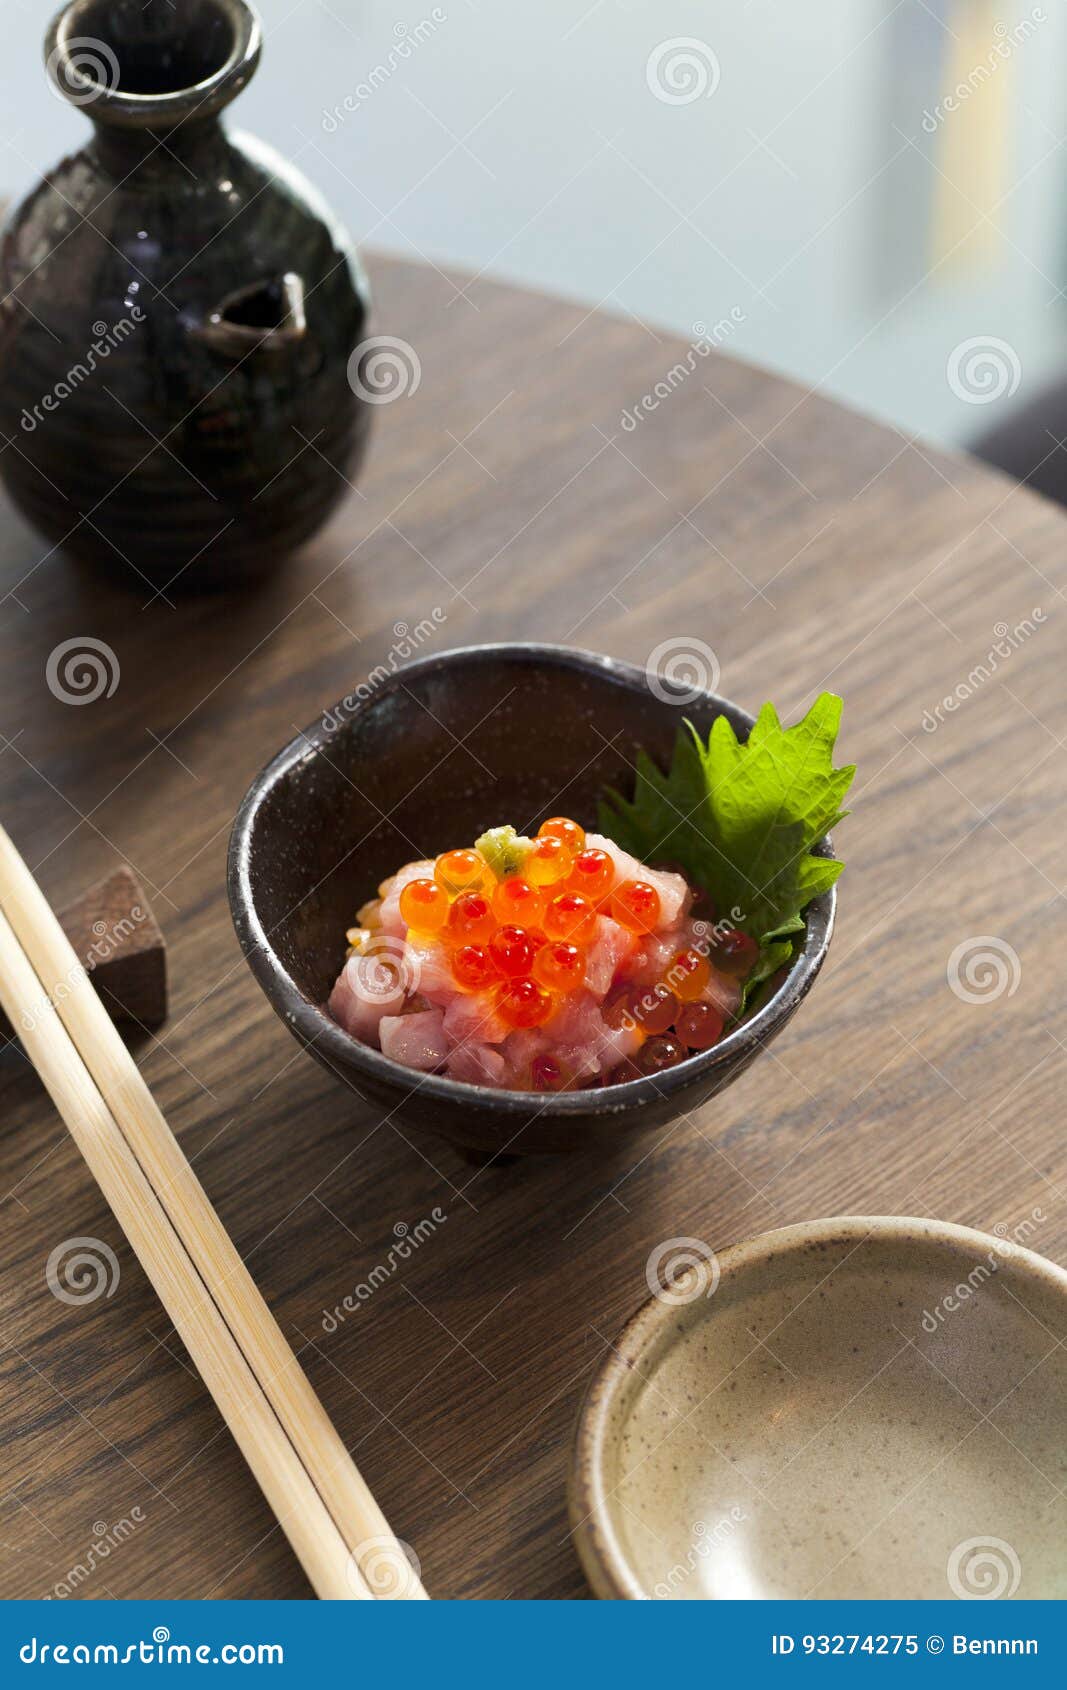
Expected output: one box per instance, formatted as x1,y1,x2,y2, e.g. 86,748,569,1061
45,0,261,127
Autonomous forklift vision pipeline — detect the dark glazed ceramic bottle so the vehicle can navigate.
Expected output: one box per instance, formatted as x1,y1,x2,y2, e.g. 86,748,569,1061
0,0,372,592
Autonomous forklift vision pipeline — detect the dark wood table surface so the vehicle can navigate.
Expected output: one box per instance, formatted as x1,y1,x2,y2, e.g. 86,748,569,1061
2,253,1066,1601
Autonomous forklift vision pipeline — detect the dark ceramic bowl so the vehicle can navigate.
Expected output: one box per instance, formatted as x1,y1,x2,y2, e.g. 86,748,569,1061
227,645,836,1154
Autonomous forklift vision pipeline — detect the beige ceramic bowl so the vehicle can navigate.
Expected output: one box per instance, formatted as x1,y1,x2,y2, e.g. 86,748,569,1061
570,1216,1067,1600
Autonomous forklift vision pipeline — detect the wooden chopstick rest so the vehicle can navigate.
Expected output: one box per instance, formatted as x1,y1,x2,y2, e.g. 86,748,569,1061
0,865,166,1051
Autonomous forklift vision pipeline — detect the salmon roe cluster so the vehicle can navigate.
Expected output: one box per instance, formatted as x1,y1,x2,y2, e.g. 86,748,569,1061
332,817,762,1093
395,818,659,1031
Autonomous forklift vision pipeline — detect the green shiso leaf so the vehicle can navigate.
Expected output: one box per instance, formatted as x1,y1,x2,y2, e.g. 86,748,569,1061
597,692,853,1010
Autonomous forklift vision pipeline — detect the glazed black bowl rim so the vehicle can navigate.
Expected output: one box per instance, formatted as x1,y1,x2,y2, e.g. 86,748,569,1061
227,643,837,1120
46,0,262,128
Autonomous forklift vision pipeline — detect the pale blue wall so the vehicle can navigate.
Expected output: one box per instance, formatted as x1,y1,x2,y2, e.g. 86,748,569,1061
6,0,1066,446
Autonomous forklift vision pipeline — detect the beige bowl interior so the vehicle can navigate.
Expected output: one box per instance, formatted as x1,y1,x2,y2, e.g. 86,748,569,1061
571,1217,1067,1600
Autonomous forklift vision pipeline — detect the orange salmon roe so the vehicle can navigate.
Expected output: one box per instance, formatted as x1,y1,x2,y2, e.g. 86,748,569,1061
451,944,496,991
489,924,536,978
497,978,553,1029
538,816,586,854
492,877,544,927
533,940,585,993
543,891,597,945
630,983,679,1034
567,847,614,902
525,836,573,888
610,879,661,934
434,848,489,896
670,947,711,1002
676,1001,723,1049
446,890,495,947
398,877,449,934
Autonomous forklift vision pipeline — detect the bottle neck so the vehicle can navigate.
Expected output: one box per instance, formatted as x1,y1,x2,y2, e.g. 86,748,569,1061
88,113,228,179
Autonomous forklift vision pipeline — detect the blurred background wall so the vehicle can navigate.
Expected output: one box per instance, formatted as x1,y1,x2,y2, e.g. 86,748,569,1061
6,0,1065,448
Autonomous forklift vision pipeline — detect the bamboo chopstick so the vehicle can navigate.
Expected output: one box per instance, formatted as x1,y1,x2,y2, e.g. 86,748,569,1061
0,823,427,1599
0,901,366,1601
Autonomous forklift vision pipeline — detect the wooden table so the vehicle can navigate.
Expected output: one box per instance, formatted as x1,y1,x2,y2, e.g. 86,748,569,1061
2,254,1065,1600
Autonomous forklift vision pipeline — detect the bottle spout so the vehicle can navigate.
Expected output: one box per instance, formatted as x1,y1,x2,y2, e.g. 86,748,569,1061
192,272,307,357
